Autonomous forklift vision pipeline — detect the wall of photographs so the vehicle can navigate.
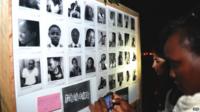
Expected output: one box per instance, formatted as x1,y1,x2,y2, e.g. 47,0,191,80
12,0,141,112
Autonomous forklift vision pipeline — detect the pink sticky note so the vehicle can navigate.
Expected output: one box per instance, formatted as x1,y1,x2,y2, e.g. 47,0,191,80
37,93,61,112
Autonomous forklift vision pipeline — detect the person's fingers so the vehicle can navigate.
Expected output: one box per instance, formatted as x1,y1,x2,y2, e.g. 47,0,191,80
112,93,122,100
112,97,122,106
112,104,124,112
99,98,108,112
94,101,102,111
89,104,95,112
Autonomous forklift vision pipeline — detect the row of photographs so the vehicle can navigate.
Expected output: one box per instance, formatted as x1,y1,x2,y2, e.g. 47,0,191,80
37,80,129,112
16,0,135,29
15,53,137,96
15,19,136,50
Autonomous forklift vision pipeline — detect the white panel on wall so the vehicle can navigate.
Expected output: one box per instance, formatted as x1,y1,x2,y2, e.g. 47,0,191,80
12,0,141,111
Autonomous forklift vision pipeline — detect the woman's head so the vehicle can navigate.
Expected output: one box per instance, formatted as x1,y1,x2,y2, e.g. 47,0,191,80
86,29,95,42
87,57,94,68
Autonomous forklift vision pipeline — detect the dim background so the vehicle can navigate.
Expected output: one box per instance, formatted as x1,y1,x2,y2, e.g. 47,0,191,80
120,0,200,112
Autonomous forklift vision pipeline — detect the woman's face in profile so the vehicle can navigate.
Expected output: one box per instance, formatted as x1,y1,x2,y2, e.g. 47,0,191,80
152,53,166,75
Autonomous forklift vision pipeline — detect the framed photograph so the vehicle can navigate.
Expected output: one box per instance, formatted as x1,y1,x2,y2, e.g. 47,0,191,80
46,24,64,48
69,56,82,78
46,0,63,15
68,25,82,49
47,57,64,82
19,59,41,88
132,52,136,61
85,4,95,22
117,72,124,87
98,53,108,71
67,0,82,21
117,51,123,66
126,70,130,82
109,53,116,68
125,51,130,64
130,17,135,30
85,55,96,74
19,0,40,10
16,56,43,96
117,32,123,47
97,30,107,48
131,36,135,47
62,80,91,112
97,75,108,98
124,33,130,46
124,14,129,29
117,12,123,27
18,19,40,47
108,74,116,90
109,32,116,48
85,27,95,47
108,10,116,27
97,6,106,24
132,70,137,81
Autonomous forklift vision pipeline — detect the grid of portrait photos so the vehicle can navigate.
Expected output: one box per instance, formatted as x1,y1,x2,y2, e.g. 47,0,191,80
13,0,139,111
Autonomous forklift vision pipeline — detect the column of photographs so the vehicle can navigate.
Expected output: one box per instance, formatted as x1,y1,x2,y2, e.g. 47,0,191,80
97,6,138,99
13,0,137,108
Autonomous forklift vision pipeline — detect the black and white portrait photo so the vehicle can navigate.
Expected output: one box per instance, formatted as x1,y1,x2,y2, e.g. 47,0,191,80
132,70,136,81
124,14,129,28
131,17,135,30
47,57,64,81
86,56,96,73
62,81,91,112
109,53,116,68
19,0,40,10
118,32,123,46
98,76,107,90
109,32,116,47
124,33,130,46
132,36,135,47
47,24,63,48
117,72,124,86
85,28,95,47
97,7,106,24
19,59,41,88
109,74,116,90
68,28,81,48
117,13,123,27
68,0,81,19
125,51,130,64
118,51,123,66
47,0,63,14
85,5,94,22
98,30,106,47
132,52,136,61
126,70,130,82
69,56,82,78
99,53,107,71
18,19,40,47
109,10,116,27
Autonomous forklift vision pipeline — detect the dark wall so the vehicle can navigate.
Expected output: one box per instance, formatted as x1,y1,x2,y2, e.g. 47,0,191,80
119,1,200,112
